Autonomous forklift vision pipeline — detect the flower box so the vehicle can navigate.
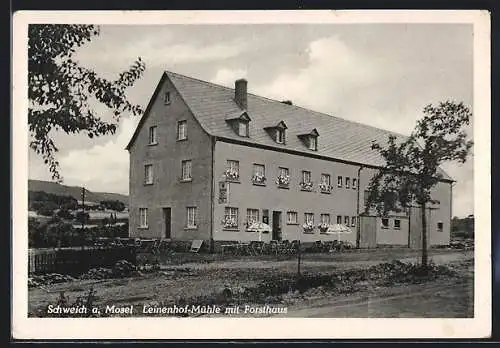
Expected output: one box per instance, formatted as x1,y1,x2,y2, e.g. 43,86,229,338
299,181,313,191
319,183,332,193
224,168,240,181
221,217,238,229
302,222,315,233
275,175,290,188
251,174,267,185
318,223,330,233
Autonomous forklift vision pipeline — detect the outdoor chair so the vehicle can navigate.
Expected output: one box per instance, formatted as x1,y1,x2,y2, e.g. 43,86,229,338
249,241,264,255
290,240,300,253
260,242,272,255
158,240,170,252
314,240,323,253
151,240,162,255
190,240,203,253
220,242,238,256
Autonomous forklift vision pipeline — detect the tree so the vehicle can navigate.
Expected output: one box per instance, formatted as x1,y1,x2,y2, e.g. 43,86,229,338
28,25,146,181
365,101,473,267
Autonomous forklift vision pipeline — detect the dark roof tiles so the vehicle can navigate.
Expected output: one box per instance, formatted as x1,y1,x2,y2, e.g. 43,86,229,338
164,71,452,181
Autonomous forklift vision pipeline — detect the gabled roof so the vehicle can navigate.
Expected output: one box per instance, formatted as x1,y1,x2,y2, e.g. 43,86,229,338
128,70,453,181
264,120,288,130
298,128,319,138
126,73,169,151
225,111,250,122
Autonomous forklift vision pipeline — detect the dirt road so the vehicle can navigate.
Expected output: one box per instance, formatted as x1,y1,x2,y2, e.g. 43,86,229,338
28,249,473,317
278,277,473,317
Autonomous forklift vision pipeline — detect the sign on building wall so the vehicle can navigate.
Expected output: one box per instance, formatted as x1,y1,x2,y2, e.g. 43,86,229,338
218,181,228,204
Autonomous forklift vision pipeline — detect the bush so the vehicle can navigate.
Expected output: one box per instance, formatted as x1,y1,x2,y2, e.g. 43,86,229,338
100,200,126,212
57,209,74,219
75,211,90,223
38,206,57,217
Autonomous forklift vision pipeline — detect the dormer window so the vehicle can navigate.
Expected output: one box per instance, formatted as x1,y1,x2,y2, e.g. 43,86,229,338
238,121,249,137
276,129,285,144
226,111,251,137
309,136,317,151
298,128,319,151
264,120,287,144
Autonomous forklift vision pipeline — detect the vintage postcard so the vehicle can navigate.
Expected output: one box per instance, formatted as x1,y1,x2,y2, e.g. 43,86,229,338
12,10,490,339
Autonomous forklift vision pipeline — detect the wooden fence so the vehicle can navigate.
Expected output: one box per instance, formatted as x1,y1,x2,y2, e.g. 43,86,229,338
28,246,137,276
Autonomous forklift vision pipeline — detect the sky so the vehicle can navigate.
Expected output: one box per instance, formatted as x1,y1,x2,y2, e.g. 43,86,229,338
28,23,474,217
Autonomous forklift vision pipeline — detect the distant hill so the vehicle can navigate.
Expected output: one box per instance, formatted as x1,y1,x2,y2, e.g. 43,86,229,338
28,180,128,206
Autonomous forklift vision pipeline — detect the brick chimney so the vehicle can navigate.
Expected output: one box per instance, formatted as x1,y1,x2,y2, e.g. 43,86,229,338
234,78,248,110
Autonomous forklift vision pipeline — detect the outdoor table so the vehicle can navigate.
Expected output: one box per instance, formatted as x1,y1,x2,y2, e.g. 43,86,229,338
221,243,237,256
237,242,251,255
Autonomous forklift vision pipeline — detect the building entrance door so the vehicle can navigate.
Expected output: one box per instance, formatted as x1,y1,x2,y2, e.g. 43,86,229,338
272,211,282,241
163,208,171,239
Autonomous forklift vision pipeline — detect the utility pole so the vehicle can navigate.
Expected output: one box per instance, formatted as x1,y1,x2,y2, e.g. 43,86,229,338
356,165,364,248
296,240,301,283
81,187,86,250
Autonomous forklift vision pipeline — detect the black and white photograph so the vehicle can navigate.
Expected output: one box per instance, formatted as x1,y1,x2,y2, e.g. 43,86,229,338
12,10,490,339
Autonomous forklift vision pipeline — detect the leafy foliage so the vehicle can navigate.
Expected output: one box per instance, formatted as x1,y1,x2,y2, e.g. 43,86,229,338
365,101,473,266
451,215,474,238
365,101,473,216
28,25,146,181
99,200,126,212
28,217,129,248
29,190,78,215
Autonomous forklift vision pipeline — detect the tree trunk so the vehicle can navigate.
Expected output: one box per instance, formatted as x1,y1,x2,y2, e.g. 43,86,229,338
420,202,428,267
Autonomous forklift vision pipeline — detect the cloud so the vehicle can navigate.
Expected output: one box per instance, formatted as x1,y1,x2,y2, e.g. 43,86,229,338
74,36,250,78
256,35,380,114
56,117,138,194
211,68,248,87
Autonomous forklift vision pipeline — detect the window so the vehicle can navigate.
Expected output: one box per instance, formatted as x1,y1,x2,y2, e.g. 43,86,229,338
344,216,350,226
144,164,153,185
394,219,401,229
223,207,239,229
381,218,389,228
252,164,266,184
437,222,444,232
177,120,187,140
181,160,192,181
309,136,317,150
351,216,356,227
352,178,357,189
139,208,148,228
345,177,350,189
226,160,240,181
277,167,290,187
276,129,285,144
337,176,343,187
238,121,248,137
302,171,311,183
321,173,331,186
149,126,157,145
305,213,314,224
300,170,312,191
186,207,197,228
164,91,171,105
246,209,260,226
287,211,298,224
320,214,331,225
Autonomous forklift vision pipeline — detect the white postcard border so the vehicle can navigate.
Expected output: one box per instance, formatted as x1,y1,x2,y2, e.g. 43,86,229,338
12,10,491,339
